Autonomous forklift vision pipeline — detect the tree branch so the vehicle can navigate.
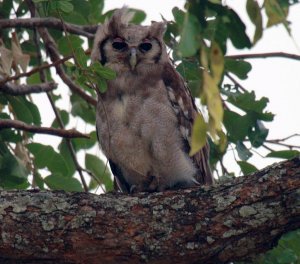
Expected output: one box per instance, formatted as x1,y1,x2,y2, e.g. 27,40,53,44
0,119,89,138
0,55,73,86
227,52,300,61
0,18,97,38
0,81,57,95
0,158,299,263
225,72,247,92
37,26,97,106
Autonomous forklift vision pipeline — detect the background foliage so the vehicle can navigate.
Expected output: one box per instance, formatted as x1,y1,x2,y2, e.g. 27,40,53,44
0,0,299,262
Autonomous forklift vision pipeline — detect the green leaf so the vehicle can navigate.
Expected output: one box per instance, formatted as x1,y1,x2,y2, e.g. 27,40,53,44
0,114,22,143
71,0,90,21
177,12,201,57
33,172,45,190
73,131,97,152
248,121,268,148
27,70,52,85
189,114,207,156
224,110,253,142
279,230,300,257
7,96,33,124
225,58,252,80
266,150,299,159
176,60,201,81
265,0,289,28
91,62,116,80
246,0,263,44
237,161,258,175
51,109,69,128
74,47,88,68
58,0,74,13
58,36,84,56
236,141,252,161
0,152,29,189
0,127,22,143
85,154,113,191
88,0,105,23
61,11,87,25
228,91,269,114
27,143,69,176
226,9,252,49
26,72,41,84
97,78,107,93
22,97,41,126
58,139,76,177
71,94,96,124
130,9,146,24
44,174,83,192
188,80,201,98
256,230,300,264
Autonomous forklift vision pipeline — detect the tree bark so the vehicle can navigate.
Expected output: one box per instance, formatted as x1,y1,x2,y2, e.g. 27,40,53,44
0,158,299,264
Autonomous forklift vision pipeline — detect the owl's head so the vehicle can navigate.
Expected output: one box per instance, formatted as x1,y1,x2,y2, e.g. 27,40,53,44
91,7,168,71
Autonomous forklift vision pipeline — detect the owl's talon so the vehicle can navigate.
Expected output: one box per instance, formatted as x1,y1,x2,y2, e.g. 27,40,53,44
129,185,138,194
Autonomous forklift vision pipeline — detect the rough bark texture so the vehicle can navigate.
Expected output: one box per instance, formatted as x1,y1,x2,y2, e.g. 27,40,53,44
0,158,299,264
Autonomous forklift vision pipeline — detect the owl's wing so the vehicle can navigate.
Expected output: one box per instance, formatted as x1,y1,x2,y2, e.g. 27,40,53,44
109,159,131,193
162,62,214,185
95,123,130,192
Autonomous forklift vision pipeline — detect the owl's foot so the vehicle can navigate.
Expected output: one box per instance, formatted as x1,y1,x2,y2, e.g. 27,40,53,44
170,178,200,190
129,175,159,193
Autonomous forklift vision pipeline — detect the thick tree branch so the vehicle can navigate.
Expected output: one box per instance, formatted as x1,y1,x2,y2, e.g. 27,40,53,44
0,18,97,38
0,158,299,263
0,81,57,95
0,119,89,138
227,52,300,61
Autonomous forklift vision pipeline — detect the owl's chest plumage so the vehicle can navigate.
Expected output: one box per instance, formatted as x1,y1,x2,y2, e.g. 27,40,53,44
97,72,176,154
96,70,197,188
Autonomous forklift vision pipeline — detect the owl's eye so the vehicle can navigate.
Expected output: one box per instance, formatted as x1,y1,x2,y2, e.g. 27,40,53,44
139,42,152,52
112,39,128,51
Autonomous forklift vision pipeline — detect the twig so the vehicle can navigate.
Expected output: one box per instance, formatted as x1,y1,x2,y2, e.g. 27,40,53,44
0,81,57,95
0,55,72,85
265,140,300,150
82,168,105,193
0,50,91,86
227,52,300,61
219,158,229,175
0,119,89,138
262,144,275,152
0,18,97,38
225,73,247,92
267,134,300,143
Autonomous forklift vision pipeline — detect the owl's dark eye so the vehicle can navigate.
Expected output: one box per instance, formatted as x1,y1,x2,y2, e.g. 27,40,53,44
112,39,128,50
139,42,152,52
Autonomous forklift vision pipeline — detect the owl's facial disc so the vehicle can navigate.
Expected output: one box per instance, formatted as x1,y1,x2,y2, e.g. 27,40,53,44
110,36,157,70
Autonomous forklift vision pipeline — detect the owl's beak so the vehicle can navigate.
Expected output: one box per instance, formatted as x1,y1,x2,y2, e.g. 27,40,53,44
129,47,137,70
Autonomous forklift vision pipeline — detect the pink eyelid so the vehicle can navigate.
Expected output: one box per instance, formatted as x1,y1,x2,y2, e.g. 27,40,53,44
113,37,125,42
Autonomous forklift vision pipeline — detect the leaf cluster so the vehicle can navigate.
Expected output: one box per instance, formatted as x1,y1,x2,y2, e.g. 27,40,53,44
165,0,299,176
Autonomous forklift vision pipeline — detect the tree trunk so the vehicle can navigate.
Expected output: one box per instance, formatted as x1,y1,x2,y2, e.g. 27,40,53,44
0,158,299,264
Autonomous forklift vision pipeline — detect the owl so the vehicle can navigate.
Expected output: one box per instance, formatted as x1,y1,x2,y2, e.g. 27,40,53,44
91,8,214,193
